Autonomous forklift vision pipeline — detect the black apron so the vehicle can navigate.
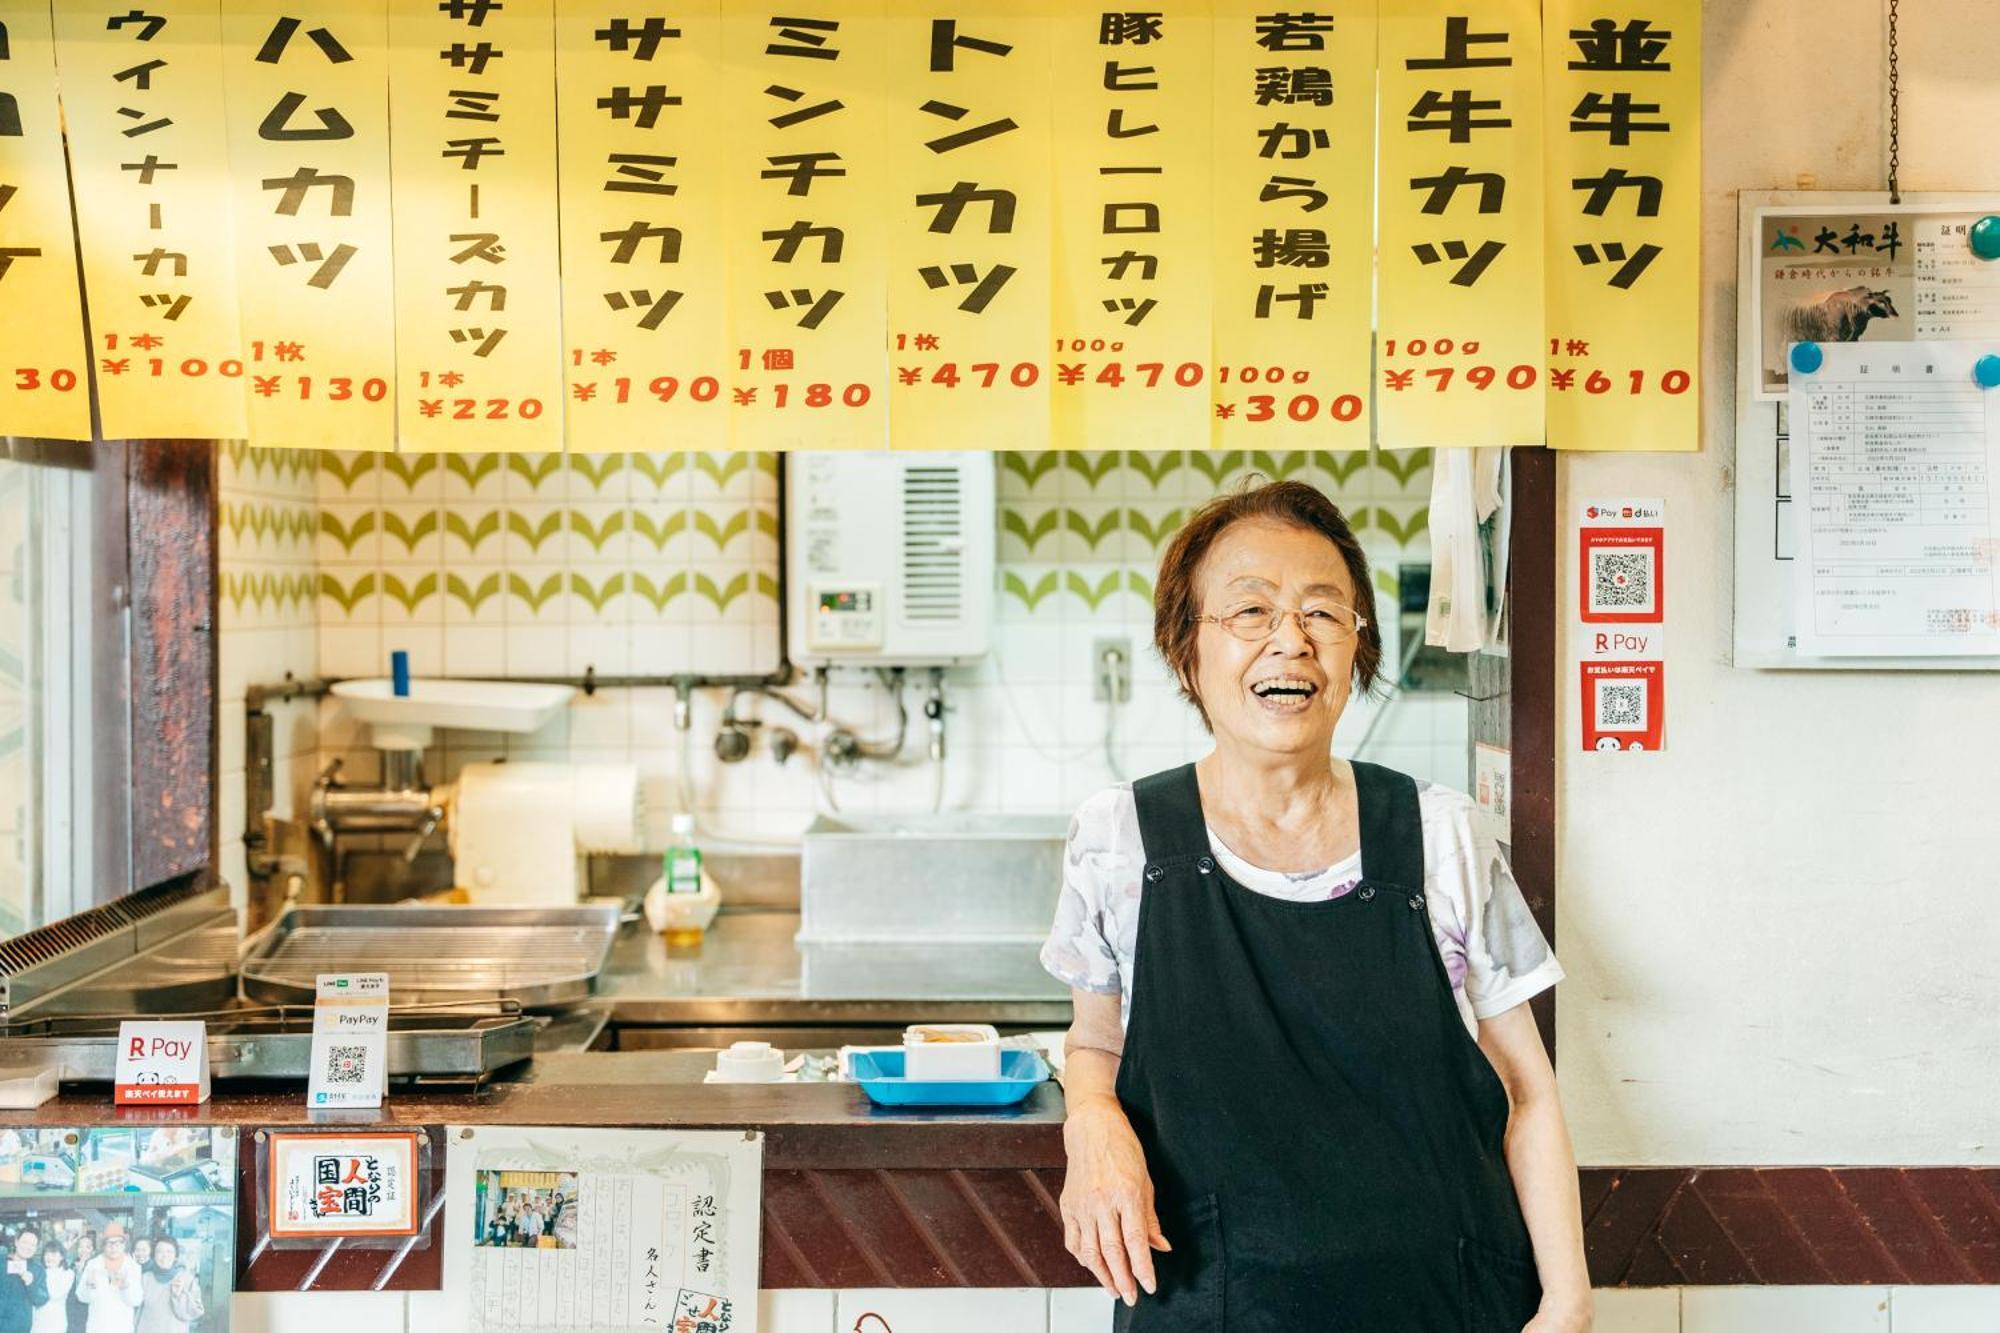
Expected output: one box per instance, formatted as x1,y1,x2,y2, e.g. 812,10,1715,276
1110,761,1541,1333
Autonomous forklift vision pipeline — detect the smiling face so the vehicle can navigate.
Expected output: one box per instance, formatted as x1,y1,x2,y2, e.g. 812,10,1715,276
1187,518,1359,757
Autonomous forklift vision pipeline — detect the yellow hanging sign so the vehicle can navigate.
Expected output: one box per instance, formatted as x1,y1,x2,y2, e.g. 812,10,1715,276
556,2,730,453
0,0,92,440
55,0,249,440
1544,1,1700,450
884,0,1053,451
1210,0,1375,448
221,1,398,452
1050,3,1212,452
387,0,564,451
1377,0,1545,450
721,1,891,451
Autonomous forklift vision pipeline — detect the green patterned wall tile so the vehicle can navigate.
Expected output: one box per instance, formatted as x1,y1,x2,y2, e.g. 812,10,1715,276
1064,569,1124,611
1002,569,1060,612
1377,447,1433,487
570,571,627,614
632,453,688,490
1124,507,1184,551
507,571,565,613
381,571,439,615
1250,450,1308,481
632,509,689,550
446,571,503,614
1000,506,1060,552
318,510,377,554
445,453,502,490
1319,451,1374,487
506,453,564,493
692,509,752,550
1371,506,1429,547
1061,451,1120,491
693,452,751,492
381,509,439,553
1063,508,1121,552
506,509,565,553
383,454,439,492
632,570,688,612
319,452,376,493
1188,450,1245,488
318,572,376,615
444,510,502,552
999,452,1060,494
570,453,626,492
1127,452,1184,490
568,508,628,553
1125,570,1154,601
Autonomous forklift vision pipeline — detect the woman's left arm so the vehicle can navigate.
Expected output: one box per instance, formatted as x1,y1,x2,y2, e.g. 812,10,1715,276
1478,1001,1592,1333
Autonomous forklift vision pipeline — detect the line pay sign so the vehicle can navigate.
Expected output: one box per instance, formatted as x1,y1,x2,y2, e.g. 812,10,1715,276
1576,499,1666,751
114,1021,209,1106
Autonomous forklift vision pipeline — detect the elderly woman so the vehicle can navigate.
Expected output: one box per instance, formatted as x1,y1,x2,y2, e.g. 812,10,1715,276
1042,482,1590,1332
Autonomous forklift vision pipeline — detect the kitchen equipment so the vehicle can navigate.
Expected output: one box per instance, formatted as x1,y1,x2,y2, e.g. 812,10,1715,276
903,1023,1001,1081
0,1004,536,1087
798,812,1065,944
785,452,996,667
331,677,574,752
849,1048,1050,1108
240,904,621,1009
449,761,642,905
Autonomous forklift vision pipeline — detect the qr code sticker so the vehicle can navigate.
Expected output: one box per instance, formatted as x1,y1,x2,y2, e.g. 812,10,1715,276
1589,548,1655,614
324,1045,368,1084
1595,679,1646,731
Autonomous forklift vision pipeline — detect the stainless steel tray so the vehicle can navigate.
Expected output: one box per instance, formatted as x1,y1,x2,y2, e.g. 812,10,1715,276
240,904,621,1009
0,1004,537,1084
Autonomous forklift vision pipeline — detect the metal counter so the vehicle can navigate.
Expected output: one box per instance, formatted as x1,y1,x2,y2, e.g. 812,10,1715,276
588,907,1072,1033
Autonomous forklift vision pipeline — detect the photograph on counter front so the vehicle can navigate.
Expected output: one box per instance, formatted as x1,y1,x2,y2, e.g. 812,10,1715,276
0,1127,236,1333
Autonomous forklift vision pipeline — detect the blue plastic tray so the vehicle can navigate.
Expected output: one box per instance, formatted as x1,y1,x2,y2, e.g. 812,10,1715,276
850,1048,1051,1107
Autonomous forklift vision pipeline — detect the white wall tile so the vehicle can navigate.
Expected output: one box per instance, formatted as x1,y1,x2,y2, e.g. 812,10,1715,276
1889,1285,2000,1332
835,1288,1047,1333
1683,1286,1889,1333
1048,1286,1114,1333
760,1289,836,1333
1591,1287,1681,1333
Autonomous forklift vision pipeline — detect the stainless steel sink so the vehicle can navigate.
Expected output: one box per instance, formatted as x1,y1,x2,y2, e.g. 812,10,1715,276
799,813,1066,944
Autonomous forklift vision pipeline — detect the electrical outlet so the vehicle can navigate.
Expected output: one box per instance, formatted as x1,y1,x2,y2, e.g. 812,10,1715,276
1093,636,1132,703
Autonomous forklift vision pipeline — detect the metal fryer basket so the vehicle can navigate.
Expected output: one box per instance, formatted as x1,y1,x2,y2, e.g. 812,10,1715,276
239,904,622,1009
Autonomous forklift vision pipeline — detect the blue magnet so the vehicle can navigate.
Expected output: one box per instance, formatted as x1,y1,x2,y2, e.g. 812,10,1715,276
1789,341,1824,376
391,649,411,697
1971,215,2000,260
1976,354,2000,389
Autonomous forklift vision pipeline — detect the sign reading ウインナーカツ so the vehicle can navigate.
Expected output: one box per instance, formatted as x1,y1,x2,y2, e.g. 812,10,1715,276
57,0,249,440
13,4,1700,452
0,0,91,441
1544,1,1700,451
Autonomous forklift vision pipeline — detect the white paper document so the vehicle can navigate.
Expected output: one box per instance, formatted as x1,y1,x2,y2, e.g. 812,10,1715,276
1788,340,2000,655
444,1126,762,1333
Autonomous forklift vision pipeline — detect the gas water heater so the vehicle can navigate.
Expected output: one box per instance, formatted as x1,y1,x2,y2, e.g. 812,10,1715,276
784,452,995,668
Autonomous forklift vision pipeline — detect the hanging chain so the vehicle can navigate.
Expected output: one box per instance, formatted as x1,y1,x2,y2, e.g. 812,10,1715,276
1887,0,1901,203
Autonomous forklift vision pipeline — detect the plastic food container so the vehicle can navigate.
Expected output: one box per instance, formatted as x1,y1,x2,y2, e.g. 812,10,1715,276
709,1041,786,1083
902,1023,1001,1081
850,1049,1050,1108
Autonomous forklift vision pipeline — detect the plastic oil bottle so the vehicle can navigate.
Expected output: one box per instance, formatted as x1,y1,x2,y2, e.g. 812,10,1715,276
661,813,707,951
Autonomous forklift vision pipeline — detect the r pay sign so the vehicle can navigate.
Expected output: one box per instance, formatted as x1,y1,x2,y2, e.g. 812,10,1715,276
113,1021,209,1105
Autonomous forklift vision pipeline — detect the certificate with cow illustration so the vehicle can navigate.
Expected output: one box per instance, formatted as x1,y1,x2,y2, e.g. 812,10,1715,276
1753,200,2000,398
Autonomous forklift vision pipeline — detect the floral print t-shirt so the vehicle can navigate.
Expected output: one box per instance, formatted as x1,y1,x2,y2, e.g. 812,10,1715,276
1039,779,1563,1037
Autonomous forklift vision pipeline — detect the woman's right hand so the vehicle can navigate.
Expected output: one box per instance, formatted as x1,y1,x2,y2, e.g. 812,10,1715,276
1059,1093,1170,1307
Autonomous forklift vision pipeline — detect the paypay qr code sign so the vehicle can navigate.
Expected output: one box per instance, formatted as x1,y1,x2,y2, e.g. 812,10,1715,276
1589,548,1656,616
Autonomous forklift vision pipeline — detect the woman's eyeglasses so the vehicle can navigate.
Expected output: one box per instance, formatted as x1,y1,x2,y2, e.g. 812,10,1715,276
1192,604,1367,644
